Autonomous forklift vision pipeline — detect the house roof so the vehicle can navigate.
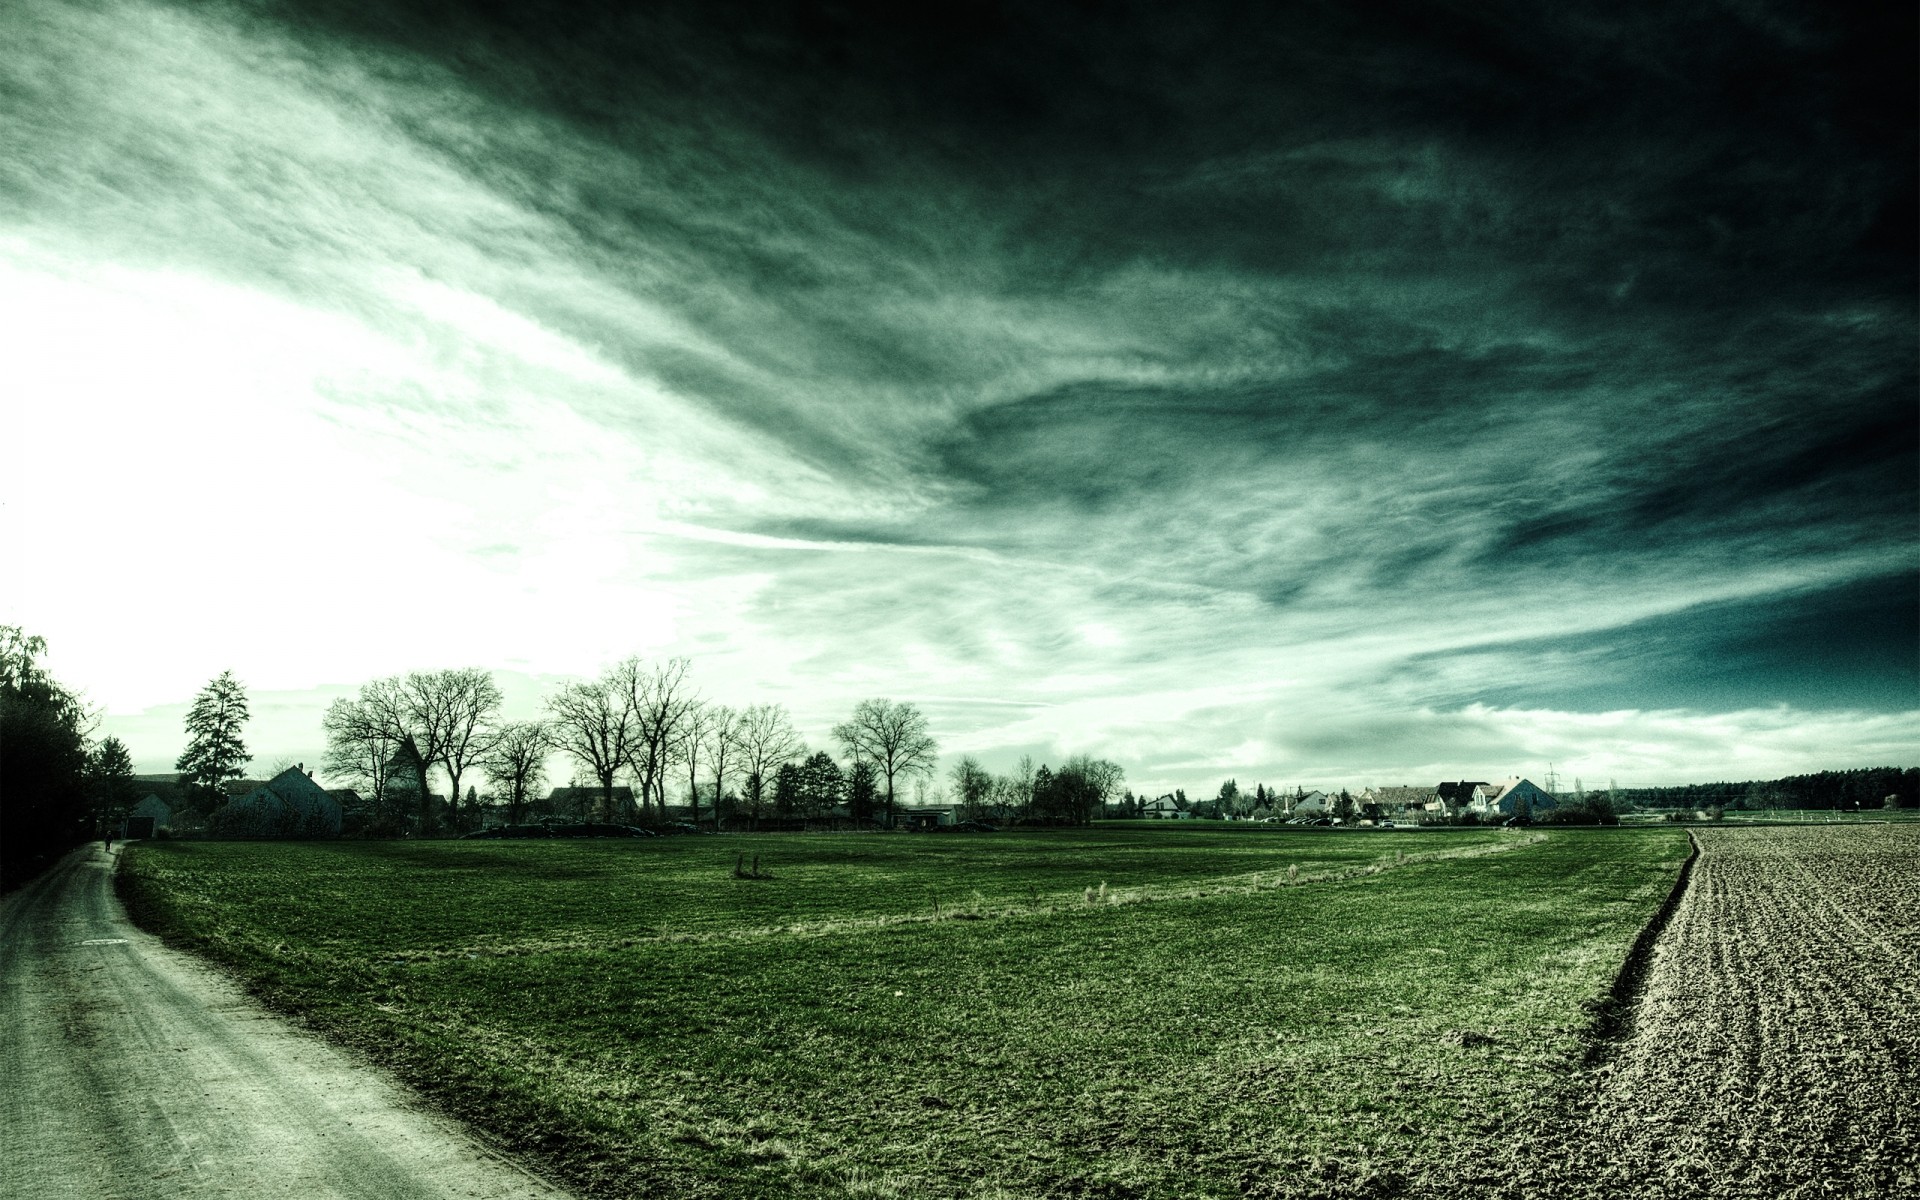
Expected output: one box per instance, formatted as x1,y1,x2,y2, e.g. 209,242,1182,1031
545,786,637,802
266,766,331,803
1435,781,1489,804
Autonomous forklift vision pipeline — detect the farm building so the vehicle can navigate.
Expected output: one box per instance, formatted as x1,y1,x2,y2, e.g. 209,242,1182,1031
210,765,342,838
121,793,171,838
1141,795,1183,818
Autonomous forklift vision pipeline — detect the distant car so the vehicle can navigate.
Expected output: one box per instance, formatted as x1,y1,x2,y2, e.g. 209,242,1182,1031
1378,821,1396,829
1310,818,1332,827
950,820,998,832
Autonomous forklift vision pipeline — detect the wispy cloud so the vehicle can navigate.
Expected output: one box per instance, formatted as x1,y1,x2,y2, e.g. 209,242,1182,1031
5,0,1912,789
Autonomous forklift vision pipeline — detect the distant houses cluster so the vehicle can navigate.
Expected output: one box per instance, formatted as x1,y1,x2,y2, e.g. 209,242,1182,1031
1138,776,1559,823
119,770,1562,838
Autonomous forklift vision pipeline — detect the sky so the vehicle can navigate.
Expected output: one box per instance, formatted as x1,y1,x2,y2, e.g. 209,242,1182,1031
3,0,1914,795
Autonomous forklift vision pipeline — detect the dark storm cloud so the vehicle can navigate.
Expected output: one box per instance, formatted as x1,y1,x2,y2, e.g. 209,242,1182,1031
1393,572,1920,713
19,0,1910,785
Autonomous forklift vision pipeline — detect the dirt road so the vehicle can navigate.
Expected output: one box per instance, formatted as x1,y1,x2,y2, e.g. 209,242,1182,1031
0,845,571,1200
1441,823,1920,1200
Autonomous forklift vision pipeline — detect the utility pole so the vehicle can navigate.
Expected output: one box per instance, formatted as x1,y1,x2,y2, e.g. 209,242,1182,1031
1545,763,1561,797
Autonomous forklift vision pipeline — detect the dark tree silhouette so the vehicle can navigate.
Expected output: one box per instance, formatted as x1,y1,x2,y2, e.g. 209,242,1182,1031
832,698,937,829
176,670,249,811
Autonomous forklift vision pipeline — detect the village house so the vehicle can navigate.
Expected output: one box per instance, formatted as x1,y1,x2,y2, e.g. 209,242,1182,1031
121,793,171,839
212,765,342,838
544,786,637,819
1141,795,1183,819
1473,777,1558,818
1291,790,1330,815
1362,786,1436,819
1426,781,1490,818
895,805,955,830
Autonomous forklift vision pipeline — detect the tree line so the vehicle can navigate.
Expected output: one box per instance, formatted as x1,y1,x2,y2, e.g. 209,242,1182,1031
1619,767,1919,813
1,626,145,883
312,655,961,834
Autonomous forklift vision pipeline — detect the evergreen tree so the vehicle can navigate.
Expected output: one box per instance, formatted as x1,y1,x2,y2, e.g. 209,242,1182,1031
89,735,139,811
176,671,250,810
798,751,845,817
2,626,95,878
771,760,803,815
1031,764,1057,822
847,759,878,825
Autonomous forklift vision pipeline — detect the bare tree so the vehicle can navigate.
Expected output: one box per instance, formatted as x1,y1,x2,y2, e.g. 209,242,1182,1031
735,703,804,816
321,696,400,826
949,755,993,821
624,658,698,819
674,698,713,824
832,699,938,829
349,677,444,832
406,668,503,833
374,677,450,831
546,659,642,823
1063,754,1126,824
485,720,552,826
701,704,741,822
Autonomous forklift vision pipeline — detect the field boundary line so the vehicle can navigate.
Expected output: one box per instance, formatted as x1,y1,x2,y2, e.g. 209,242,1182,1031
367,834,1548,963
1581,829,1699,1067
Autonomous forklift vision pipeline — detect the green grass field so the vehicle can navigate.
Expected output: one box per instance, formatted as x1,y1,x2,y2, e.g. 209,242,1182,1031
121,827,1690,1199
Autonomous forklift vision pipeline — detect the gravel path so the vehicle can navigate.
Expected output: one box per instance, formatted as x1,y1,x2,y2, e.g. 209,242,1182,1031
0,844,572,1200
1443,823,1920,1200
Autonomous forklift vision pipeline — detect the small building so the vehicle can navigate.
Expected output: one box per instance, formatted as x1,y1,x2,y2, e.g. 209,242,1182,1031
544,786,637,819
1482,777,1557,818
1141,795,1182,819
121,793,172,839
896,805,953,830
1364,786,1436,816
1427,781,1490,817
211,766,342,838
1292,790,1330,815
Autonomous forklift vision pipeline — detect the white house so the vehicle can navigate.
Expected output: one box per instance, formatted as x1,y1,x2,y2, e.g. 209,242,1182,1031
1482,777,1557,818
1291,790,1330,815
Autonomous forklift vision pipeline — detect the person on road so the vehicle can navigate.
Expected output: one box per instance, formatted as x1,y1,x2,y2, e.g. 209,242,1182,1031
102,830,113,853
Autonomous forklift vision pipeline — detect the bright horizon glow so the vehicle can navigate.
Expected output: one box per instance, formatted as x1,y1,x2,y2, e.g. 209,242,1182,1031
3,0,1913,796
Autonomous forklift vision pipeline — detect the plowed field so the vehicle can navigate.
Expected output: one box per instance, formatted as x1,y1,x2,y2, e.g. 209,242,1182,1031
1444,824,1920,1200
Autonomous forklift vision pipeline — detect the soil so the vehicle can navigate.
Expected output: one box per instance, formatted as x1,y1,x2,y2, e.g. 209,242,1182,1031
0,844,573,1200
1426,823,1919,1199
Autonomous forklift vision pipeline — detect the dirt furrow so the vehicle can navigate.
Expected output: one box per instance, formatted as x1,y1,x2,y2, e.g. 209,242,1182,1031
1418,824,1919,1200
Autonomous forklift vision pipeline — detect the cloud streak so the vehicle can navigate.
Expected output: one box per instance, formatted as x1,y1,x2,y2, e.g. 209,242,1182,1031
4,0,1912,790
